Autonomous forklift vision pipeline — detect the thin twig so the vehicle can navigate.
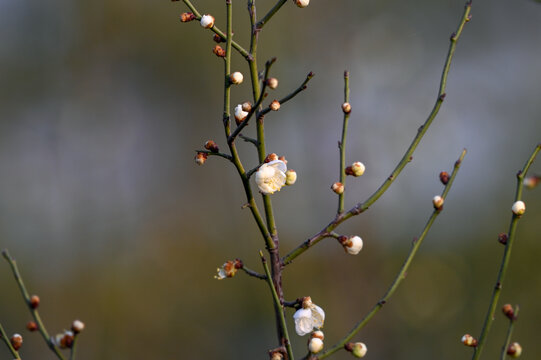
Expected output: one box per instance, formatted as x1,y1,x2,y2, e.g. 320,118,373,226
500,306,519,360
195,149,233,161
282,1,473,266
2,250,66,360
0,322,21,360
240,265,267,280
317,149,467,359
256,0,288,30
472,143,541,360
258,72,314,117
338,71,350,214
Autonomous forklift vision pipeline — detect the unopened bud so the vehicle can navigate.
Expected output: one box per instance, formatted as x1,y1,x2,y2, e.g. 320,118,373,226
285,169,297,186
342,102,352,114
29,295,40,309
212,45,226,58
270,351,283,360
511,201,525,216
241,102,252,112
230,72,244,84
345,342,367,358
200,14,215,29
294,0,310,8
267,77,279,89
204,140,219,153
461,334,477,347
502,304,515,320
10,334,23,351
71,320,85,334
180,12,196,22
439,171,450,185
213,34,225,43
308,337,324,354
507,342,522,358
331,182,344,194
26,321,38,332
264,153,279,163
235,104,249,124
55,331,74,349
195,152,208,165
498,233,508,245
270,100,280,111
432,195,444,210
523,175,540,189
311,330,324,340
342,236,363,255
350,162,365,177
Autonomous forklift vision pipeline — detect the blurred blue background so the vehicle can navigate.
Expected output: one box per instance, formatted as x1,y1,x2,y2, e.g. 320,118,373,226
0,0,540,359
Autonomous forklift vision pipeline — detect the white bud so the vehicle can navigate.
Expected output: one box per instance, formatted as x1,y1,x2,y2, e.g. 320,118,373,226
351,162,365,177
432,195,444,209
71,320,85,334
351,342,367,358
308,337,324,354
507,342,522,358
234,104,249,122
270,100,281,111
331,182,344,195
461,334,477,347
294,0,310,8
344,236,363,255
311,330,324,340
267,77,279,89
230,72,244,84
285,169,297,186
200,14,215,29
511,200,525,215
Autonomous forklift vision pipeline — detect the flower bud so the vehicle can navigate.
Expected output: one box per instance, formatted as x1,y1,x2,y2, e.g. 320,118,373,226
345,342,367,358
331,182,344,195
461,334,477,347
439,171,450,185
311,330,324,340
507,342,522,358
212,45,226,58
180,12,196,23
502,304,515,320
342,102,352,114
308,337,324,354
342,235,363,255
285,169,297,186
55,331,74,349
270,351,283,360
204,140,219,153
26,321,38,332
350,162,365,177
498,233,508,245
234,104,249,124
270,100,281,111
267,77,279,89
511,201,525,216
213,34,225,43
10,334,23,350
230,72,244,84
200,14,215,29
241,102,252,112
432,195,444,210
195,152,208,165
294,0,310,8
264,153,279,163
71,320,85,334
278,156,287,164
30,294,40,309
523,175,540,189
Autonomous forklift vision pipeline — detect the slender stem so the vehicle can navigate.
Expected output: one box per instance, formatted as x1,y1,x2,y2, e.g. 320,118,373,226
499,306,519,360
318,149,467,359
0,322,21,359
181,0,251,60
282,1,473,266
260,252,294,360
338,71,350,214
256,0,288,30
472,143,541,360
69,336,79,360
240,263,267,280
195,149,233,161
2,250,66,360
258,72,315,117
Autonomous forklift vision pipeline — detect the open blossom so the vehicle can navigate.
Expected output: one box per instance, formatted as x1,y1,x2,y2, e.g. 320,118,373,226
214,260,241,280
255,160,287,195
293,297,325,336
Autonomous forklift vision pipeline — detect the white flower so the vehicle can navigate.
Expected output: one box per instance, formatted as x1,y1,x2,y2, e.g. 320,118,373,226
200,14,215,29
214,260,238,280
511,200,525,216
344,236,363,255
234,104,249,123
308,337,324,354
294,0,310,8
255,160,287,195
293,297,325,336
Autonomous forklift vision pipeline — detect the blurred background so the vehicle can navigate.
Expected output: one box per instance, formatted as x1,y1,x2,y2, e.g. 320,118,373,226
0,0,540,359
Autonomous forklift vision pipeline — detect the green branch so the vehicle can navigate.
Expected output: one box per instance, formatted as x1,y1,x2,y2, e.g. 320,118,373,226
500,305,519,360
0,322,21,360
338,71,350,214
317,149,467,359
472,143,541,360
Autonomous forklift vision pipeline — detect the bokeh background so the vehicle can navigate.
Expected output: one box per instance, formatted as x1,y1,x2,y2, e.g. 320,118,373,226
0,0,540,359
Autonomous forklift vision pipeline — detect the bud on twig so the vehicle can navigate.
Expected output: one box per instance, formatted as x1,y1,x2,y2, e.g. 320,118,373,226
346,162,365,177
511,201,525,216
266,77,279,89
285,169,297,186
507,342,522,358
30,294,40,309
270,100,280,111
195,152,208,165
498,233,508,245
213,34,225,43
204,140,219,153
11,334,23,350
26,321,38,332
432,195,444,210
180,12,196,23
235,104,249,124
308,336,324,354
71,320,85,334
200,14,215,29
212,45,226,58
342,102,352,114
230,72,244,85
461,334,477,347
439,171,450,185
345,342,367,358
523,175,540,189
331,182,344,194
294,0,310,8
241,102,252,113
341,235,363,255
502,304,515,320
